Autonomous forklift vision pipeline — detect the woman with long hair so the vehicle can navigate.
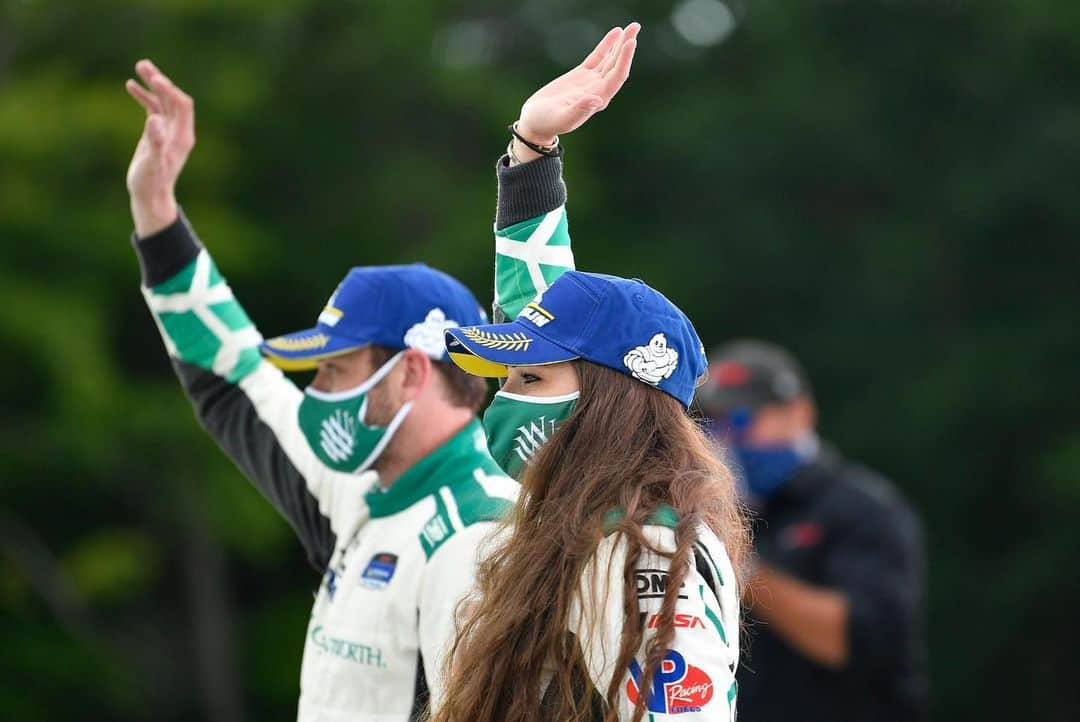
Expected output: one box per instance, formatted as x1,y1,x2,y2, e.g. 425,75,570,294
435,25,750,722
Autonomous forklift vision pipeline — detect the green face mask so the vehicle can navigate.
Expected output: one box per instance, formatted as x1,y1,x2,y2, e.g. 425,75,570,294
482,389,579,479
297,351,413,474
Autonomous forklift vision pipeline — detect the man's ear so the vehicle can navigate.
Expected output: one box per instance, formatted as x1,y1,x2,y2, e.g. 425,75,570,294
399,349,433,401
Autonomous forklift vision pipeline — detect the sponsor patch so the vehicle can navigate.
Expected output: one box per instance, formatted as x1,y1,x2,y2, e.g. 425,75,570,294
359,552,398,590
626,650,714,714
519,301,554,328
309,625,387,668
512,416,560,466
623,332,679,385
404,308,459,357
635,569,688,600
642,613,707,630
319,286,344,327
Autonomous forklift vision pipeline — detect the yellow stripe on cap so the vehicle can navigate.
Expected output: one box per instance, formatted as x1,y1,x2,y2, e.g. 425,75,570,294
447,351,509,378
264,333,331,351
525,301,554,320
261,344,365,372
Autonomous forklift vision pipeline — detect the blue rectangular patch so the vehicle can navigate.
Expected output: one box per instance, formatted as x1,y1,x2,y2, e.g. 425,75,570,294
359,552,398,590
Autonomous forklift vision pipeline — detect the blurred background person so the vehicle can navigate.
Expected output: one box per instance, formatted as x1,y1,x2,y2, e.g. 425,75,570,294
697,339,928,722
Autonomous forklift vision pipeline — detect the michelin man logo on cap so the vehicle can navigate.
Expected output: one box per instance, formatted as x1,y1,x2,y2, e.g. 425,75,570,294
404,308,459,357
623,332,680,385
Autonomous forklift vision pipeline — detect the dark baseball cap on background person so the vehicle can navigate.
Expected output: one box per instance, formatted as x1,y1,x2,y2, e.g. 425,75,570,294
696,339,813,415
260,263,486,371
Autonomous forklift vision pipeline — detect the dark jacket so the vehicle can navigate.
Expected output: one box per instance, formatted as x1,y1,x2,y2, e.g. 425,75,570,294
736,446,928,722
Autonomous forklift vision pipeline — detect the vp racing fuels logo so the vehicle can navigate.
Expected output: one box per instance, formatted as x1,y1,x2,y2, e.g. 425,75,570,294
626,650,714,714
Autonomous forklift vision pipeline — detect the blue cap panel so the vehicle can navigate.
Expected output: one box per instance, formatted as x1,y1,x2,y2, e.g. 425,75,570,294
262,263,485,370
446,270,707,407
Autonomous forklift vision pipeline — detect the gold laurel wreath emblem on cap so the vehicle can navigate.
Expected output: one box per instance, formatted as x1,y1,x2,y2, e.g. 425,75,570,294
460,327,533,352
265,333,330,351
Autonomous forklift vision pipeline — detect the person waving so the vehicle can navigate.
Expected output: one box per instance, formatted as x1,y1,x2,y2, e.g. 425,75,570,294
123,60,516,722
437,24,750,722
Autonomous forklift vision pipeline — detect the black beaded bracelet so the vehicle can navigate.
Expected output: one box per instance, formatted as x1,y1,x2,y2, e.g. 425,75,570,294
508,122,560,156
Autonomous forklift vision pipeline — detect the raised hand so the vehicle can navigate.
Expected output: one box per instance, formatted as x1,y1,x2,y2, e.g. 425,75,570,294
514,23,640,156
124,60,196,237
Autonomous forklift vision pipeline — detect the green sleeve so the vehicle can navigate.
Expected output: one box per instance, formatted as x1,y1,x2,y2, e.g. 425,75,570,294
492,153,574,321
142,249,263,384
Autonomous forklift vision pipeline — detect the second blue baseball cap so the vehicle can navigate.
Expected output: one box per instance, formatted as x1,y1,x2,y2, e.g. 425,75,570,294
261,263,486,370
444,270,707,408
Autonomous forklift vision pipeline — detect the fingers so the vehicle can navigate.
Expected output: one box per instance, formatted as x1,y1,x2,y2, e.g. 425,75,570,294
144,114,167,149
581,26,624,69
599,37,637,101
600,23,639,77
125,79,162,115
134,59,196,146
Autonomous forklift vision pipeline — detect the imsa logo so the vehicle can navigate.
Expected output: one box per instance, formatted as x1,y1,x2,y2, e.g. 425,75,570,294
641,613,707,630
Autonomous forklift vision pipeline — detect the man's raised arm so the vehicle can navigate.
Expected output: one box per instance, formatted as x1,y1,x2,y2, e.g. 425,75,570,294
124,60,364,570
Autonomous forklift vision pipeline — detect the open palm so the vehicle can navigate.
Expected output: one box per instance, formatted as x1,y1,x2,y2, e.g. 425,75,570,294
517,23,640,144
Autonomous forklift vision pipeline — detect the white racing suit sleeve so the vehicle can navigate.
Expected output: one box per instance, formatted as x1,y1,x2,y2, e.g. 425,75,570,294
132,210,369,570
572,528,740,721
417,521,501,712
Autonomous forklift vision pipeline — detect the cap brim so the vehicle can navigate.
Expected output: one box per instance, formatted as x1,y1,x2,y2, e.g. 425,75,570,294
445,321,579,378
260,328,366,371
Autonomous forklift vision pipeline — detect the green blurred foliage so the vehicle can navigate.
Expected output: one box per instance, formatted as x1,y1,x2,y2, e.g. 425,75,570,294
0,0,1077,719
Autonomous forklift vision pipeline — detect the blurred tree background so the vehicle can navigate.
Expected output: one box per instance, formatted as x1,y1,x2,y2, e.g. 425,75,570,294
1,0,1077,719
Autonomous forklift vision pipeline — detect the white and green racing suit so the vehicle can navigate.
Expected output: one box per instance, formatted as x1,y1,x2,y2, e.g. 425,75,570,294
132,218,517,722
489,151,742,720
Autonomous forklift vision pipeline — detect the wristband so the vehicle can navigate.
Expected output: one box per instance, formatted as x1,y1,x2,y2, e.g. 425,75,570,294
507,139,523,166
508,122,560,156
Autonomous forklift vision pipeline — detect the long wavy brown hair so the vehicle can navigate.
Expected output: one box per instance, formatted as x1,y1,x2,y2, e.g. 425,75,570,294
430,360,750,722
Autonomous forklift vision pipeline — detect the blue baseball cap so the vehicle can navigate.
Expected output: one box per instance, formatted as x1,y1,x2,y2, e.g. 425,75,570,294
445,270,707,408
261,263,486,371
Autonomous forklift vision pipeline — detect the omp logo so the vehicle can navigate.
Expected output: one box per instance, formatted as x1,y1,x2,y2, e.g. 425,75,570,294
635,569,688,600
626,650,714,714
512,417,559,465
519,301,554,328
320,409,356,462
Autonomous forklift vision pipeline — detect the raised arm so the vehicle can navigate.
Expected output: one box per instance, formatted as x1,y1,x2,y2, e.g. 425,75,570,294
492,24,639,322
125,60,367,570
